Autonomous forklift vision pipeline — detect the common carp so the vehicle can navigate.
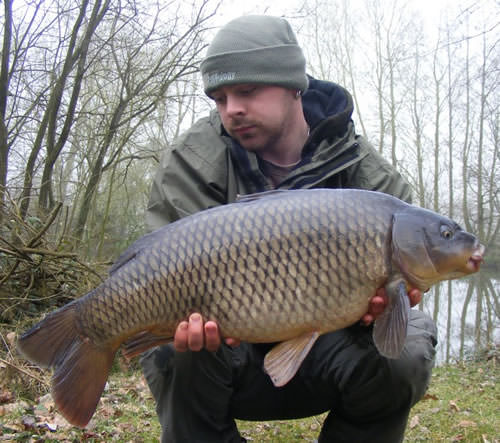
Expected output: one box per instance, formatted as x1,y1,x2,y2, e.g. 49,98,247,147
18,189,484,427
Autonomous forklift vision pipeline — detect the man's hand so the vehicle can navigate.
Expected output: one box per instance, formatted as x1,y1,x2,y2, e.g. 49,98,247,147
173,313,240,352
360,287,422,326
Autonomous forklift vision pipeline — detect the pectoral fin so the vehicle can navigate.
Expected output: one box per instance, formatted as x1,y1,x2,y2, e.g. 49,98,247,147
263,331,320,387
373,279,410,359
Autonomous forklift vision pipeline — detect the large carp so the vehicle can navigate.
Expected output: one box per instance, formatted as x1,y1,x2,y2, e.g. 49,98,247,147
18,189,484,427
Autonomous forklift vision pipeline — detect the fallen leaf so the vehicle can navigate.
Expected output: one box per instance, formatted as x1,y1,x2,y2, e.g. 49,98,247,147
2,400,30,414
6,331,17,346
423,393,438,401
38,393,54,410
54,412,73,429
21,414,37,430
2,421,24,432
410,415,420,429
0,390,14,404
99,403,115,419
458,420,477,428
45,421,58,431
34,403,52,421
449,400,460,412
118,422,137,433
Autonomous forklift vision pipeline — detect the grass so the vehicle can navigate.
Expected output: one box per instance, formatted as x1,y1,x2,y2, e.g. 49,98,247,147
1,355,498,442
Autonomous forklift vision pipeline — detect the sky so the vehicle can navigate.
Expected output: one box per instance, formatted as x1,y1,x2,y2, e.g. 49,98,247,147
215,0,457,25
212,0,499,39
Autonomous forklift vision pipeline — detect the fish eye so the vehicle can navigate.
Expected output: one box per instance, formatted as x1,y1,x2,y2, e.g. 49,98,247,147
440,225,454,239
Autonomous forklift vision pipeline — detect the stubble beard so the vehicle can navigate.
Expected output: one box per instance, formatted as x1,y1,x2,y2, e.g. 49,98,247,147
231,120,283,154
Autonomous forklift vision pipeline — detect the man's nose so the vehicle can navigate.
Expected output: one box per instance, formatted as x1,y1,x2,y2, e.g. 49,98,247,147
225,95,245,116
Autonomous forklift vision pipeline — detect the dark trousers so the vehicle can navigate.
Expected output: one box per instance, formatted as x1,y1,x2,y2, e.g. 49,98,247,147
140,310,437,443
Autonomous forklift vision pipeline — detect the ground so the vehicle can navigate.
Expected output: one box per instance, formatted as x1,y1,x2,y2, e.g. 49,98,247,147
0,355,498,442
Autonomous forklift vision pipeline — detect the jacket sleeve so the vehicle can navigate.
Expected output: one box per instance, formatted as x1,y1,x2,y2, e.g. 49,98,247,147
344,135,413,203
145,115,229,231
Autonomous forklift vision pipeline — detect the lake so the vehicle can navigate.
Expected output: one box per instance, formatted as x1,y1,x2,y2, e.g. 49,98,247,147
419,273,499,365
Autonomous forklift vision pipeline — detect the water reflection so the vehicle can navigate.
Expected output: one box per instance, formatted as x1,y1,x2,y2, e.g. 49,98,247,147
419,273,500,365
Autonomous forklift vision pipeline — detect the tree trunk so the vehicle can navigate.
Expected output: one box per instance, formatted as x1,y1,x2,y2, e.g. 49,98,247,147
0,0,13,220
38,0,111,214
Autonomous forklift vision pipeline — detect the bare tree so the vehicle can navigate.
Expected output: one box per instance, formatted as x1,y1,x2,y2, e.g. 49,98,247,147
0,0,13,220
72,0,216,242
37,0,112,214
9,1,111,219
409,40,427,207
1,0,218,248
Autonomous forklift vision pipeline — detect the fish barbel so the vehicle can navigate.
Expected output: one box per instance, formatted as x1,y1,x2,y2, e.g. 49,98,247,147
17,189,484,427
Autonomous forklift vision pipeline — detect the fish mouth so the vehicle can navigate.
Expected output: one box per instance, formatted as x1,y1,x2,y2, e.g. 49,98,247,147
466,243,485,273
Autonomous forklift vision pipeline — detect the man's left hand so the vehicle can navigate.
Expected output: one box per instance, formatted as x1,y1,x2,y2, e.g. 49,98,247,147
360,287,422,326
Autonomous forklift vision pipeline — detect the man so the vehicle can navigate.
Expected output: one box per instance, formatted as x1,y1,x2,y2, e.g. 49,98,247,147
141,15,437,443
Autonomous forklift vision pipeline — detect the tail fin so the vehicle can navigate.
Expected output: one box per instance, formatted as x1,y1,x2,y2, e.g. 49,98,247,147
17,301,116,427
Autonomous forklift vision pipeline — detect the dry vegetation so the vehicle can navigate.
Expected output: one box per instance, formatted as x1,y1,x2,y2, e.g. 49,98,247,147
0,199,108,325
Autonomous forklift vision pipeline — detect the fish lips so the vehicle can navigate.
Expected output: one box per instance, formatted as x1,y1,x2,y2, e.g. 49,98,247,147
466,242,485,273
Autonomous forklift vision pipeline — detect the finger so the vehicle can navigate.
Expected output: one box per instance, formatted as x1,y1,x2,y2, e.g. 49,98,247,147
225,337,241,347
204,321,221,352
375,288,389,306
408,288,422,307
360,313,374,326
174,321,189,352
368,295,387,316
187,313,204,351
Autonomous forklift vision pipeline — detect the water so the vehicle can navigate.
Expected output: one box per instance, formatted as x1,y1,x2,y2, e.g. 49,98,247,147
419,274,499,365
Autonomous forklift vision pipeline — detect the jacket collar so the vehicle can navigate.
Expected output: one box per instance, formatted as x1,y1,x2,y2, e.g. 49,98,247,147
302,76,354,147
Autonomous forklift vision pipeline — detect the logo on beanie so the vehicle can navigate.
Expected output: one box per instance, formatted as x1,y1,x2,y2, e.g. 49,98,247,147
206,71,236,86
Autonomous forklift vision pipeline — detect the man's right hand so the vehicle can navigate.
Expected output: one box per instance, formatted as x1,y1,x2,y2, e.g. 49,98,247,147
174,313,240,352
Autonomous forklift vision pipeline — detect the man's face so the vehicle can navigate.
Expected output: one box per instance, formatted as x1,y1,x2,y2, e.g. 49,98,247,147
211,84,297,153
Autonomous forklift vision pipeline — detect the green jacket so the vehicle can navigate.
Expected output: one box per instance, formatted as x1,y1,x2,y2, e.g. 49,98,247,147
146,77,411,230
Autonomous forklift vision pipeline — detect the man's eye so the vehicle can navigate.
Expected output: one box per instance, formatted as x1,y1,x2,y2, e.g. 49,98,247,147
239,87,256,95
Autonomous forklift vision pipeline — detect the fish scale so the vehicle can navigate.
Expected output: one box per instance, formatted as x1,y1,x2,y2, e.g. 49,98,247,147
17,188,484,427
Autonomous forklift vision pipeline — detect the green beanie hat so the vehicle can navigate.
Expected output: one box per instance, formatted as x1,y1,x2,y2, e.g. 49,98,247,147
200,15,308,96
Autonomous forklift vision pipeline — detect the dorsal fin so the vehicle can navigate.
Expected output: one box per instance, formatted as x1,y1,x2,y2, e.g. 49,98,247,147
236,189,292,203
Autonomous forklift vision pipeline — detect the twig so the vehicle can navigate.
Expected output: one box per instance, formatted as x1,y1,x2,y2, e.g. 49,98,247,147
0,357,50,388
0,260,20,286
75,258,106,283
0,239,33,261
19,247,78,258
27,202,63,248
